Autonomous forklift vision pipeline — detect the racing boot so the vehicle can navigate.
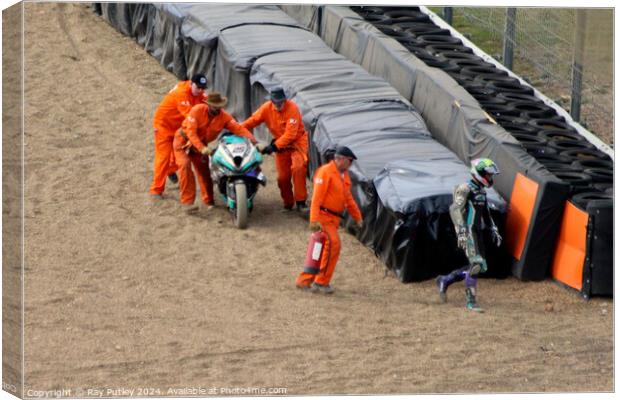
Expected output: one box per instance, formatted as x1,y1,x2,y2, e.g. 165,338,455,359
436,275,448,303
465,288,483,313
436,267,467,303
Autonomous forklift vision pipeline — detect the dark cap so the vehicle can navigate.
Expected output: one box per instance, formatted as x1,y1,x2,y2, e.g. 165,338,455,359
191,74,208,89
269,87,287,102
335,146,357,160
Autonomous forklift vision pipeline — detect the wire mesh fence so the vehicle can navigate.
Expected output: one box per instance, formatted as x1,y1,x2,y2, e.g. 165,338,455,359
443,7,613,146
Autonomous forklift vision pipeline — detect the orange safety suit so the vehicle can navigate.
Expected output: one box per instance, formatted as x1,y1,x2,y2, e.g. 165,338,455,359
242,99,308,208
173,103,257,206
296,160,362,288
149,80,207,196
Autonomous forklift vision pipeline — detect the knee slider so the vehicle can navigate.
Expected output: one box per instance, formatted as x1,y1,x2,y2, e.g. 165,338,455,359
469,255,487,274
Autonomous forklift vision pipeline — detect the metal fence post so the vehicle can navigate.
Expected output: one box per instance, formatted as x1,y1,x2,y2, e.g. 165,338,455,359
571,9,587,122
443,7,453,25
503,8,517,70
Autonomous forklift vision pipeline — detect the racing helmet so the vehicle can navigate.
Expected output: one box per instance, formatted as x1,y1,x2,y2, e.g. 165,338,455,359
471,158,499,187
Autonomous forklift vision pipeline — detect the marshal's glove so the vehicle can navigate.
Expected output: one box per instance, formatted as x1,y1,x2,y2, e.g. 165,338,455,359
261,143,278,155
457,227,468,249
491,225,502,247
309,221,322,232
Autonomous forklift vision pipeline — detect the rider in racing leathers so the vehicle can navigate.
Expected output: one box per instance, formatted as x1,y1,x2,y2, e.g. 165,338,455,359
436,158,502,312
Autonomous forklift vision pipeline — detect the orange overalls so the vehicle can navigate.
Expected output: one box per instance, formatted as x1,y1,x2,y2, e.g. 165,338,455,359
173,104,256,205
149,81,207,196
296,160,362,288
242,100,308,208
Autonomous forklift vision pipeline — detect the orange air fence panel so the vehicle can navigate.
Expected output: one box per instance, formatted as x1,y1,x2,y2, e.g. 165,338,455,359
551,201,589,291
505,173,539,261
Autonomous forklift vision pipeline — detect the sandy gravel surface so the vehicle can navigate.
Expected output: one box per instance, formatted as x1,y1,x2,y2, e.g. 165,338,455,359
20,2,613,395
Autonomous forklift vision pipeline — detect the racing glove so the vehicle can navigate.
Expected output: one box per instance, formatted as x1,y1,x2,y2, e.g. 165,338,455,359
261,143,278,155
491,225,502,247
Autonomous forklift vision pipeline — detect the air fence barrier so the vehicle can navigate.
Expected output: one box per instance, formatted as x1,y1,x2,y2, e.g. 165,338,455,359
94,3,511,283
281,5,612,296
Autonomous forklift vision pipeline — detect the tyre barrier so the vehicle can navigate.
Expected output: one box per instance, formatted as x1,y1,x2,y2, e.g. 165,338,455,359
391,16,432,25
510,133,546,145
524,110,565,121
460,65,508,79
384,10,430,23
436,51,480,62
446,72,476,85
572,159,614,170
482,104,521,118
393,36,422,47
461,78,495,90
553,171,593,193
363,13,392,24
561,148,613,162
374,24,410,37
510,102,557,119
528,118,577,132
593,182,613,193
401,45,435,59
475,74,521,85
571,191,613,207
501,123,541,136
425,44,477,55
405,26,452,37
310,5,612,287
538,129,589,143
347,5,610,168
415,34,463,47
382,6,423,12
486,80,535,95
475,96,508,106
464,84,497,98
395,22,449,35
352,6,385,16
448,59,497,71
497,92,544,104
583,168,613,184
548,139,595,153
421,59,460,73
493,114,530,126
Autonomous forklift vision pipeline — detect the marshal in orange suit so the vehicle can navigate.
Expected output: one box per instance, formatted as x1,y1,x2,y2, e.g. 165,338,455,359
173,92,256,212
296,146,363,294
242,87,309,211
149,74,208,198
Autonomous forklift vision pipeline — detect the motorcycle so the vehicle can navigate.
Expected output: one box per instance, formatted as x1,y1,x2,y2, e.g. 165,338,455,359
210,132,266,229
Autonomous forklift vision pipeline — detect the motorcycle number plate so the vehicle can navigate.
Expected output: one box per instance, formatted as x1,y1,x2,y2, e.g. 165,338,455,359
230,144,246,154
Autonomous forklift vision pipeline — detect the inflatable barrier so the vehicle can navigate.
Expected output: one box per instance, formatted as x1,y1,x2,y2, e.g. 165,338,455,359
551,198,613,298
282,5,613,292
95,3,509,282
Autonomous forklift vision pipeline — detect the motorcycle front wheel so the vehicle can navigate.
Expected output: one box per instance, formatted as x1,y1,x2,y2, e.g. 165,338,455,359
233,181,248,229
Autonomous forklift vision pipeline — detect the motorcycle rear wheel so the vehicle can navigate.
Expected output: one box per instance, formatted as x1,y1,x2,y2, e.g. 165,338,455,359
233,181,248,229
